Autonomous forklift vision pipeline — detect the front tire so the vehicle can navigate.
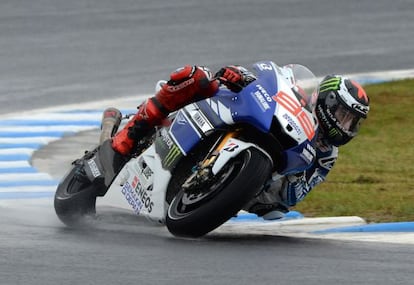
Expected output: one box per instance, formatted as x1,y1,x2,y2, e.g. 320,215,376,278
166,148,272,238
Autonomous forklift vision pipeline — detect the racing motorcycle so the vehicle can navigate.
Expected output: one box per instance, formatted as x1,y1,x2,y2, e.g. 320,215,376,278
54,61,319,238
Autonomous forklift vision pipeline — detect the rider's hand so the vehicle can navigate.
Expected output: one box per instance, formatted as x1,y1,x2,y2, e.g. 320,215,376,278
215,65,256,93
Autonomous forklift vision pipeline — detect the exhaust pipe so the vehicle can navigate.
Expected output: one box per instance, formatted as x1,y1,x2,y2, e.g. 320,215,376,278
99,107,122,144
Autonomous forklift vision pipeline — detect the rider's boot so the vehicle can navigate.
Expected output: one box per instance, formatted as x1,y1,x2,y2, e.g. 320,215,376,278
111,65,219,156
110,96,168,156
243,178,289,220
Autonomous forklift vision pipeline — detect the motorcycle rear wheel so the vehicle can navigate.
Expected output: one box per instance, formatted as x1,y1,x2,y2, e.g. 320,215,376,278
54,166,100,227
166,148,272,238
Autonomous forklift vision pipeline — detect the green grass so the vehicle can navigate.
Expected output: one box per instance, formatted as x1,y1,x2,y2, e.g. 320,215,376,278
295,79,414,223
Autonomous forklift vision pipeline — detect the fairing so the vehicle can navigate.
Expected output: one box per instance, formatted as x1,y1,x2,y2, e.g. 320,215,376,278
166,61,319,175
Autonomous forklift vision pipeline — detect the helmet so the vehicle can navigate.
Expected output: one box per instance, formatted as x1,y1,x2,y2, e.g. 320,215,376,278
316,75,370,146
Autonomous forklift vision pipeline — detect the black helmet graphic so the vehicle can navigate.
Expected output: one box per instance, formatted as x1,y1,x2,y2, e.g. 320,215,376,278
316,75,370,146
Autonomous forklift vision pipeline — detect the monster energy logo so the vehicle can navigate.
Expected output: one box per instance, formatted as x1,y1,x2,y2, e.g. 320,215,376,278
164,144,181,168
319,77,341,93
329,128,339,137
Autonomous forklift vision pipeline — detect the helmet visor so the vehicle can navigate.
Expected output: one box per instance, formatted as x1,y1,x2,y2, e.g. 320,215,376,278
334,104,364,135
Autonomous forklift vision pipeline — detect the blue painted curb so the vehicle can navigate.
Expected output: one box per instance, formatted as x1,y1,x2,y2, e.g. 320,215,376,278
0,154,31,161
0,192,54,199
0,143,44,149
59,109,137,114
314,222,414,233
0,180,59,187
0,131,73,138
1,120,101,126
354,78,388,85
0,167,38,174
232,211,304,222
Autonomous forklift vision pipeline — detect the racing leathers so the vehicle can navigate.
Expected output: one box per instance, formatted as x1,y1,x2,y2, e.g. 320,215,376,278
110,64,337,220
111,65,220,156
111,64,256,156
244,141,338,220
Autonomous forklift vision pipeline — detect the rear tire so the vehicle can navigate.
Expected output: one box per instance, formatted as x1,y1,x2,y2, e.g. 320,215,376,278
166,148,272,238
54,166,101,227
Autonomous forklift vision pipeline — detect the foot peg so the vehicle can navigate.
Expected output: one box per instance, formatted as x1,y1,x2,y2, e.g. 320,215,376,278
100,107,122,143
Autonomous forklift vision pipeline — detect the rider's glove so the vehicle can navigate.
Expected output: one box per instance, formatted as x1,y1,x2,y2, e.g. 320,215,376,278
215,65,256,93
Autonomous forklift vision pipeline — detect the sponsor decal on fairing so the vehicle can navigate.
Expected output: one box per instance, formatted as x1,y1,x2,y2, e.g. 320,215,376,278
252,84,272,111
87,158,101,178
273,90,315,141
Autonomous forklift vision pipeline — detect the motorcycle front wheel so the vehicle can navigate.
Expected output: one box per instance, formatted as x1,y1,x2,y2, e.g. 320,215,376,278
166,148,272,238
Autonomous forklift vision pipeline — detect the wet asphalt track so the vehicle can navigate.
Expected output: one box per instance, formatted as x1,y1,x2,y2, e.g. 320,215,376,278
2,1,414,284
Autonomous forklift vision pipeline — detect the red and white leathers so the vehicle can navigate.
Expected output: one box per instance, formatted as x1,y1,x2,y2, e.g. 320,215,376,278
111,64,256,156
111,65,219,156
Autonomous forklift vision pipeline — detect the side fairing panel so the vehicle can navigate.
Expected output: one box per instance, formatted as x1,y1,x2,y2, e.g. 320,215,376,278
168,110,201,155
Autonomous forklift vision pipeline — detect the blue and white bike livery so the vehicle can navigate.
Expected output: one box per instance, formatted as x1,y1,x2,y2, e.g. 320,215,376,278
55,61,319,238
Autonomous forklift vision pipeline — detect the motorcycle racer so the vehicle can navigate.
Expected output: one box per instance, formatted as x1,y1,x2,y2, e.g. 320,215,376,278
103,64,371,220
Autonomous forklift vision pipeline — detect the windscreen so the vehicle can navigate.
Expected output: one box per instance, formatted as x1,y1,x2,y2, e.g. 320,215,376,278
280,64,319,111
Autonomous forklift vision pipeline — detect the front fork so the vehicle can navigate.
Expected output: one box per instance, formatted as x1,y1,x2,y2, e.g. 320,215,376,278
182,131,239,190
